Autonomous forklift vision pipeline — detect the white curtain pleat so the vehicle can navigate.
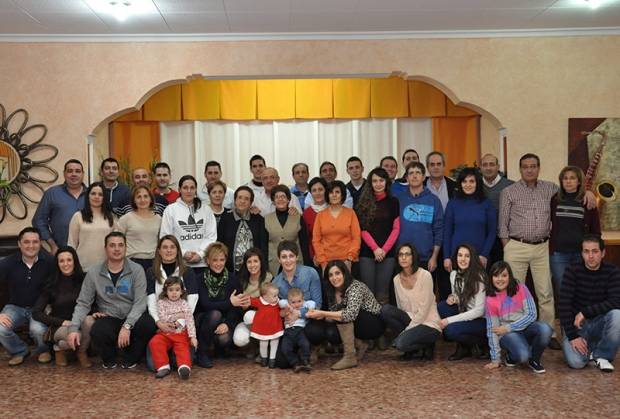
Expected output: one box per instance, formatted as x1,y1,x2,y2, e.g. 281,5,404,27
159,118,433,189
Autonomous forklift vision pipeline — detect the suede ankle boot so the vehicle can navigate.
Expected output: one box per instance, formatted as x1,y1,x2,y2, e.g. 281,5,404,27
77,351,92,368
55,350,68,367
331,323,358,370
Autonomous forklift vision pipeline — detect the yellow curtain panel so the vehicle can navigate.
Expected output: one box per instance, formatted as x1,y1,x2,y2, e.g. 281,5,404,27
295,79,333,119
110,122,161,172
143,84,182,121
257,79,296,120
114,109,143,122
446,98,478,117
432,116,480,172
182,79,220,120
409,81,446,118
333,78,371,119
220,80,257,120
371,78,409,118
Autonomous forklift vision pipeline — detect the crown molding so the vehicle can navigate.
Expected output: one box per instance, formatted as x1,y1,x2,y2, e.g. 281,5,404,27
1,27,620,43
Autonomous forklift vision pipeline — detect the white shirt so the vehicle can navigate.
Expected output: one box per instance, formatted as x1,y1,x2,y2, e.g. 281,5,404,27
254,189,302,216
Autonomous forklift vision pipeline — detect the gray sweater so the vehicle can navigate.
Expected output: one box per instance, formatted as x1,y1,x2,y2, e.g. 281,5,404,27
483,176,513,212
69,258,147,332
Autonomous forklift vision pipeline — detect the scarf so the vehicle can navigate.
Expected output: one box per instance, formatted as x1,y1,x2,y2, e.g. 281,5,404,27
204,268,229,299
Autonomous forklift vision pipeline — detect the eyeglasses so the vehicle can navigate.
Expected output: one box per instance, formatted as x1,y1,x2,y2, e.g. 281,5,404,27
398,252,412,257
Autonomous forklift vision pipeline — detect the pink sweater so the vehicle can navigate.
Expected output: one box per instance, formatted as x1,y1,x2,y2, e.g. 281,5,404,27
156,298,197,338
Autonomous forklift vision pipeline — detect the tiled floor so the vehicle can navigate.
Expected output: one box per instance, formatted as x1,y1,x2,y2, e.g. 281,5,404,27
1,342,617,418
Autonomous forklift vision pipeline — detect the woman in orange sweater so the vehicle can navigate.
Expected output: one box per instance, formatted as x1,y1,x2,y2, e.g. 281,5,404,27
312,181,361,272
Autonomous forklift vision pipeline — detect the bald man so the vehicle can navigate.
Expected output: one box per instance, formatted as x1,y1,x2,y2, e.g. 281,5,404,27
252,167,302,216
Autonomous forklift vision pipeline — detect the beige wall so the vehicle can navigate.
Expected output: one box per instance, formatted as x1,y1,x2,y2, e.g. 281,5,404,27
1,35,619,236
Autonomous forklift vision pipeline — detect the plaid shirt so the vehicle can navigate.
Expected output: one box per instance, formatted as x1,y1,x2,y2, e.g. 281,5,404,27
498,179,558,241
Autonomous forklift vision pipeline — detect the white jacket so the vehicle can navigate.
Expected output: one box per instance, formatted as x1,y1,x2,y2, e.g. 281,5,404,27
160,199,217,268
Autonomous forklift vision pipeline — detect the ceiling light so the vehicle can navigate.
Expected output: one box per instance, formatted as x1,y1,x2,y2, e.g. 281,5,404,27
109,1,131,22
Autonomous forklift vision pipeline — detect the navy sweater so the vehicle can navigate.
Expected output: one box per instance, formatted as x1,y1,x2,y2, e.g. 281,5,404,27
559,261,620,340
442,197,497,259
0,251,54,308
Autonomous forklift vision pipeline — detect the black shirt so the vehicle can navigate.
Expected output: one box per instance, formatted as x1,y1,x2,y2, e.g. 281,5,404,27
0,251,54,308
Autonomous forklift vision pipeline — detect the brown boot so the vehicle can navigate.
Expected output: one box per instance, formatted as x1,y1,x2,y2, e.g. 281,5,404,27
55,350,68,367
331,323,358,370
356,339,369,361
77,351,92,368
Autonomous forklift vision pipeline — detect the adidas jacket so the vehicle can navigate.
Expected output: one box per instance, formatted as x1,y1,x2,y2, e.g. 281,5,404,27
160,198,217,268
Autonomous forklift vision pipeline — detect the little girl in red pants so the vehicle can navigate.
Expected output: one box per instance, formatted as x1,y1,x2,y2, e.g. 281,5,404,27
148,276,198,379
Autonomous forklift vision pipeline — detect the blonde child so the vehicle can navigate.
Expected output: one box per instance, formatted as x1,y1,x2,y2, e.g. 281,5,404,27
249,283,284,368
148,276,198,379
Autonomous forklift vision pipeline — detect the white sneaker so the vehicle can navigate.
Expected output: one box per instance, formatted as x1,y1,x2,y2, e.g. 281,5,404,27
595,358,614,372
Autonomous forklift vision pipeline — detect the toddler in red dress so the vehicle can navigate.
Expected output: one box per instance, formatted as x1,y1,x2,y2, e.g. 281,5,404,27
148,277,198,379
250,283,284,368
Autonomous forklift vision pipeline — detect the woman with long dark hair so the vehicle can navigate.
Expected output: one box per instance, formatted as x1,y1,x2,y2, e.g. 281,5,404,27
160,175,217,272
231,248,273,348
355,167,400,307
32,246,93,367
442,167,496,271
68,182,117,271
306,260,384,370
303,177,328,265
437,243,488,360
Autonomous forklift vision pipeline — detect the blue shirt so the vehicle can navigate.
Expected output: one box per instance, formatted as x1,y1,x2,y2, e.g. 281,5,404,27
273,265,323,315
32,183,86,246
397,188,443,262
290,185,309,210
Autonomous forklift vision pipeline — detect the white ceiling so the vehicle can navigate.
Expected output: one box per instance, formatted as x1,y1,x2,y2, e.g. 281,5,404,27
0,0,619,38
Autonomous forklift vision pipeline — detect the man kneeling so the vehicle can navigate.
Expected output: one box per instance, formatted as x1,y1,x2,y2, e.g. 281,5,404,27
559,234,620,372
67,232,156,369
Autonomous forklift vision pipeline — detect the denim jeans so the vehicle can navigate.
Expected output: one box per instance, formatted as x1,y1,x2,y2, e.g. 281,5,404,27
393,325,440,353
549,251,582,291
562,309,620,368
437,301,486,345
359,257,396,304
499,321,552,363
0,304,48,356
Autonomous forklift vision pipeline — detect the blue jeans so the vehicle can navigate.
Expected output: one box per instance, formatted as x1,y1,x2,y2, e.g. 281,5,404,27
549,251,581,291
499,321,552,363
562,309,620,368
0,304,48,356
437,301,486,345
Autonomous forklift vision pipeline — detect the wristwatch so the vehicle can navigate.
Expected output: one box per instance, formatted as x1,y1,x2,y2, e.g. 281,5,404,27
123,323,133,330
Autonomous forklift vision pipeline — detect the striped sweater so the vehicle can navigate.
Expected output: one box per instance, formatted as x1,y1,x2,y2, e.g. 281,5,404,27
559,261,620,340
485,284,537,362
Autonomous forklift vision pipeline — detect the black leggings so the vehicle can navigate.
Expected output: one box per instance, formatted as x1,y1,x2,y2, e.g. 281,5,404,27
196,310,233,356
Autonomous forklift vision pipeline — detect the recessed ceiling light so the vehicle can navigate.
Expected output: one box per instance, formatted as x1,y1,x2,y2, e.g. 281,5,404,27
109,1,131,22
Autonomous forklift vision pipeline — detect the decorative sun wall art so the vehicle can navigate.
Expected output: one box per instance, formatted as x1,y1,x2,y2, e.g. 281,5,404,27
0,104,58,223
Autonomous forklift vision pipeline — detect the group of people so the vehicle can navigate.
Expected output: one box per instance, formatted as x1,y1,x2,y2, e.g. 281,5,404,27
0,149,618,380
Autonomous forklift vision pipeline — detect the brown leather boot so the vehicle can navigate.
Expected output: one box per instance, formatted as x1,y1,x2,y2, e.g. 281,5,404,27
77,351,92,368
331,323,358,370
55,350,68,367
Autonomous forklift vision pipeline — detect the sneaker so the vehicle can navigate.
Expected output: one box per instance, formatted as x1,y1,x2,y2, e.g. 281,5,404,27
595,358,614,372
8,351,30,366
178,366,191,380
37,351,52,364
102,361,117,369
528,359,546,374
504,355,516,367
293,364,303,373
121,362,137,369
155,368,171,379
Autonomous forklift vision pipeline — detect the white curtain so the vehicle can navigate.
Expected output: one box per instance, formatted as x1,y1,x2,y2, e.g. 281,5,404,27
160,118,433,189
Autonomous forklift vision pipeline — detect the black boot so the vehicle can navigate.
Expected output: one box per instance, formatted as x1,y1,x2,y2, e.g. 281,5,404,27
422,343,435,361
448,343,472,361
473,344,490,360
